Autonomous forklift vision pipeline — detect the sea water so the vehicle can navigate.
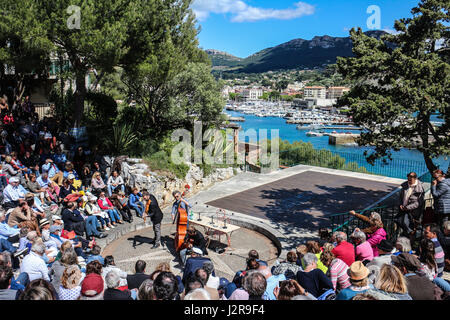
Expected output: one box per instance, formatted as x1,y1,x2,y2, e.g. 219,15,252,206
225,110,449,179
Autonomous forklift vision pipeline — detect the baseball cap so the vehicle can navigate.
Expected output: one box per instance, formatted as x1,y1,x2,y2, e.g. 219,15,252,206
68,174,75,180
81,273,104,297
191,247,203,255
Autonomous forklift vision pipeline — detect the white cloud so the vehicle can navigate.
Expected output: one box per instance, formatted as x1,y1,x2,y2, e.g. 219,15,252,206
382,27,402,35
191,0,315,23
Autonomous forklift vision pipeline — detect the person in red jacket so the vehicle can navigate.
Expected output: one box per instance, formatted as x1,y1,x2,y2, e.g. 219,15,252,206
331,231,355,267
97,192,124,226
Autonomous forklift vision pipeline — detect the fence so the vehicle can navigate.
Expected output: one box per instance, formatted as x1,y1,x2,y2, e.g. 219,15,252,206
328,169,436,245
277,147,444,180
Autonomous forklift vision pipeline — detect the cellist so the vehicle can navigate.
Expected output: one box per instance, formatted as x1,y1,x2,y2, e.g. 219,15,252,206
171,191,191,225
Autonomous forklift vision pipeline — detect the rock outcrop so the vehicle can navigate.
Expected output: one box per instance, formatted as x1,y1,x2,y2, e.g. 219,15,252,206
109,156,240,208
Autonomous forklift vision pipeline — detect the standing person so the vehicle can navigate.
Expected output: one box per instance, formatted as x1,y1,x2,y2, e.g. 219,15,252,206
424,224,445,278
349,210,387,257
431,169,450,226
143,192,164,249
171,190,191,223
397,172,425,239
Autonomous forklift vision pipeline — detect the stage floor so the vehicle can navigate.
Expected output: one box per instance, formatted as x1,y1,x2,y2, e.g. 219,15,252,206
206,170,400,229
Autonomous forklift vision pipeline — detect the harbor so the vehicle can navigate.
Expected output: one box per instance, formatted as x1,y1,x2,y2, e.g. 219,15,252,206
223,107,449,178
225,101,360,130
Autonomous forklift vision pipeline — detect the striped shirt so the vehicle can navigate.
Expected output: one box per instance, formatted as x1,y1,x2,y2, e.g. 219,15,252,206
328,258,351,291
431,238,445,277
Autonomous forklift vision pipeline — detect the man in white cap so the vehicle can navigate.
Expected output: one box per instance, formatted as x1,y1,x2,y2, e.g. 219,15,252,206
2,177,25,210
182,247,212,285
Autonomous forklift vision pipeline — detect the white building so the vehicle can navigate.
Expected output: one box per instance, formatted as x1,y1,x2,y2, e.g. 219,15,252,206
242,87,263,100
304,86,327,99
327,87,350,99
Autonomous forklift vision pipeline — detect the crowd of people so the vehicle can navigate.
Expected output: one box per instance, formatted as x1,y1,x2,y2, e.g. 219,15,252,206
0,94,449,301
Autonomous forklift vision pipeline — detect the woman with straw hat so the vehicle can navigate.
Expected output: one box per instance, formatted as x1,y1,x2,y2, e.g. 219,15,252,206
336,261,373,300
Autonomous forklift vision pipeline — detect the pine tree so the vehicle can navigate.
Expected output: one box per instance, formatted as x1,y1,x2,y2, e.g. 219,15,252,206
337,0,449,174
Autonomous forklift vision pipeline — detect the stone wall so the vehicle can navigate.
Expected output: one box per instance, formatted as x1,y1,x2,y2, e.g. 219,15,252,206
105,156,240,209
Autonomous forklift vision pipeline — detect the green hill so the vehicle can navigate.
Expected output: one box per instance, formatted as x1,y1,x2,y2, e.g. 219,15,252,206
206,31,387,74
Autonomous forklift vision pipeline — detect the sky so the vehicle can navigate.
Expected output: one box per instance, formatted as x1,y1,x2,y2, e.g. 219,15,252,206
192,0,420,58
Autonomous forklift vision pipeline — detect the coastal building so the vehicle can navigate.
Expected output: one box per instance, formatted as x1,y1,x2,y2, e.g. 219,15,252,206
304,86,327,99
222,85,233,98
326,87,350,99
287,82,305,91
242,87,264,100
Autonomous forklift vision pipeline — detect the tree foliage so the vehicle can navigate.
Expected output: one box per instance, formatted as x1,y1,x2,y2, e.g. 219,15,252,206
337,0,449,173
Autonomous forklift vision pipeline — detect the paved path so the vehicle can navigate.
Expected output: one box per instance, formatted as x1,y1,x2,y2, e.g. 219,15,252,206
101,223,278,280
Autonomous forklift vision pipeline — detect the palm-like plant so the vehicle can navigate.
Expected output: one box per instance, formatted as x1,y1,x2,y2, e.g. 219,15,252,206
104,123,138,155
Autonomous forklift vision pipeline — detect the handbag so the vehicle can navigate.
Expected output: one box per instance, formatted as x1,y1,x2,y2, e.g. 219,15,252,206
61,230,77,240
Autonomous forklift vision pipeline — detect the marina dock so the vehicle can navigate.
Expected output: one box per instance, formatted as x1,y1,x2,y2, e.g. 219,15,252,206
228,117,246,122
297,125,362,130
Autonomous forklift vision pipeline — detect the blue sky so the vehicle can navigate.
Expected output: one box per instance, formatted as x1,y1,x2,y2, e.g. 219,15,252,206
192,0,420,58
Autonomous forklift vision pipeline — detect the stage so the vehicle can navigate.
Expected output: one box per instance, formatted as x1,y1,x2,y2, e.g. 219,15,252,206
204,169,402,230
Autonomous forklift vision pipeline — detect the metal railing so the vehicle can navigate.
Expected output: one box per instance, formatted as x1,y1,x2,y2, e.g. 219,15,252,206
328,169,438,243
277,147,440,180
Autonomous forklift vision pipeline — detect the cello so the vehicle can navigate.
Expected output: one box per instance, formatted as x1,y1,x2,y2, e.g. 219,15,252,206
174,201,188,251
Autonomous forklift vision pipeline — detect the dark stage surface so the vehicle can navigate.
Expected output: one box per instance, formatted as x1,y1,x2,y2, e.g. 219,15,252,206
206,171,400,229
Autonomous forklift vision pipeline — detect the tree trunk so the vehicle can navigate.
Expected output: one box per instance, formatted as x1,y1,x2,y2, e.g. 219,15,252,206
73,71,86,128
419,118,437,175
